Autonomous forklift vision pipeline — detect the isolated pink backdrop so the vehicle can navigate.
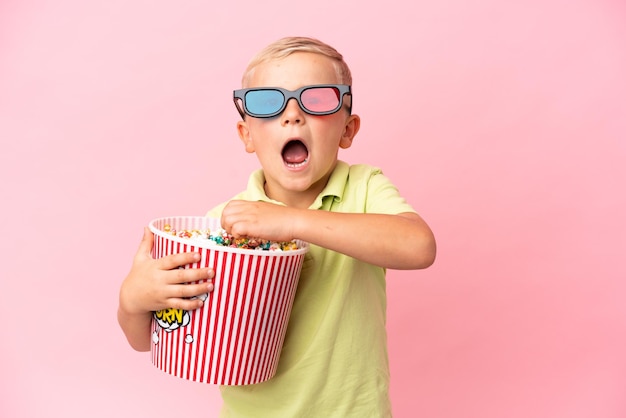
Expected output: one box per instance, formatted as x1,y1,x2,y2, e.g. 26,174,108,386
1,1,625,417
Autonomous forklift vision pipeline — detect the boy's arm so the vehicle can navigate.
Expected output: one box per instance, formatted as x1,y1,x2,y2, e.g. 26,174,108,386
118,228,215,351
296,210,435,270
221,201,436,270
117,308,153,352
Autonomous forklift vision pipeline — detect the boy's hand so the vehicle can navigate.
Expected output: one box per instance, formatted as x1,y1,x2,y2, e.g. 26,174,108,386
119,227,215,316
118,227,214,351
221,200,296,242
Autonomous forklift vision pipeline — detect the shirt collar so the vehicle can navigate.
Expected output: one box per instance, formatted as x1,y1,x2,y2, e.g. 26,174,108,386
247,160,349,209
310,160,348,209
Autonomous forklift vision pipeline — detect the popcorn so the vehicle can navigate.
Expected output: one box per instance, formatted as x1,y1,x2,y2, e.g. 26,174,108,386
163,224,300,251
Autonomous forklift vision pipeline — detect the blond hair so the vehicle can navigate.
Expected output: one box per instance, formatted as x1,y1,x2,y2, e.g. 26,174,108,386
241,36,352,87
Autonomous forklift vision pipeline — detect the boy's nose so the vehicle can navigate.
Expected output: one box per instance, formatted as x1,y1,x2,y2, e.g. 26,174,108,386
281,98,304,125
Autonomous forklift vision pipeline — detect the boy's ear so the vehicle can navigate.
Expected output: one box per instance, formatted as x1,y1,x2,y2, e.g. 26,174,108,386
339,114,360,149
237,120,255,153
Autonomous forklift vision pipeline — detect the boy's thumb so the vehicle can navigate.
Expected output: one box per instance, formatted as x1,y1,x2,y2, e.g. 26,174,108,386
138,226,154,253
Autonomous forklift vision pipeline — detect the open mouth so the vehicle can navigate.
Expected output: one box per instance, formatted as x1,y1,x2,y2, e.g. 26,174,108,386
282,139,309,168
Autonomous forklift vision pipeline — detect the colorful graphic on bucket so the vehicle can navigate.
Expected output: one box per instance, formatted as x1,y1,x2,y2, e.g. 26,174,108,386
154,307,190,332
152,293,208,342
148,216,308,386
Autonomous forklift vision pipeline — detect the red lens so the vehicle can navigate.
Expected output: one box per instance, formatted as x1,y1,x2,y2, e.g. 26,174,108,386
301,87,340,113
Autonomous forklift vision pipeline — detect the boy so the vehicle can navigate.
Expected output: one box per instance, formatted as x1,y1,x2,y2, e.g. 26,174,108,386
118,36,436,417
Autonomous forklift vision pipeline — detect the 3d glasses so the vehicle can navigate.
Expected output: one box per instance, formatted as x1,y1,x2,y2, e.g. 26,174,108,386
233,84,352,119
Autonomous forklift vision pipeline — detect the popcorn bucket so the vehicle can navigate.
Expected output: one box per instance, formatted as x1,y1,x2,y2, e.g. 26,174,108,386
148,216,308,385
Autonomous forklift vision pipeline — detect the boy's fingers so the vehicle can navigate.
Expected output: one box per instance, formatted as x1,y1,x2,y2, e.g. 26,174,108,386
171,267,214,285
172,282,213,299
157,252,203,271
166,297,204,312
163,282,215,311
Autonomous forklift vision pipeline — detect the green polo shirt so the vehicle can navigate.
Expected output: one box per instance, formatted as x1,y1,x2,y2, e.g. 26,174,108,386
207,161,416,418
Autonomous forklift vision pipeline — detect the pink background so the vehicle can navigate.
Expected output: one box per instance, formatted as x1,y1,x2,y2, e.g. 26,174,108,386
1,1,625,417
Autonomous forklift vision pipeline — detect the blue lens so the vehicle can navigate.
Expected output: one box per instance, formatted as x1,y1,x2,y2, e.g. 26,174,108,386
245,90,285,115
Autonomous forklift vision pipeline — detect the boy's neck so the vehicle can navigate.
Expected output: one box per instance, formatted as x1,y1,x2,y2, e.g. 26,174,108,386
263,178,328,209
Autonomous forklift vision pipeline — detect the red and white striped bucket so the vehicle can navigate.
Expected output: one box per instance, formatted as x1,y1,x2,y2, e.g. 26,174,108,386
148,216,308,385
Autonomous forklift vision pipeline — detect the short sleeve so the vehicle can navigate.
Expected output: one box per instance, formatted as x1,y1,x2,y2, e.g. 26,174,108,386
361,166,417,215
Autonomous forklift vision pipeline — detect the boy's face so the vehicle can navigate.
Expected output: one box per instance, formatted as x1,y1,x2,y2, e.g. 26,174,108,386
236,52,360,208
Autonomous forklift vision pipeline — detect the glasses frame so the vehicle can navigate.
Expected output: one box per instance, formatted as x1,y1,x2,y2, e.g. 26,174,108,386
233,84,352,119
